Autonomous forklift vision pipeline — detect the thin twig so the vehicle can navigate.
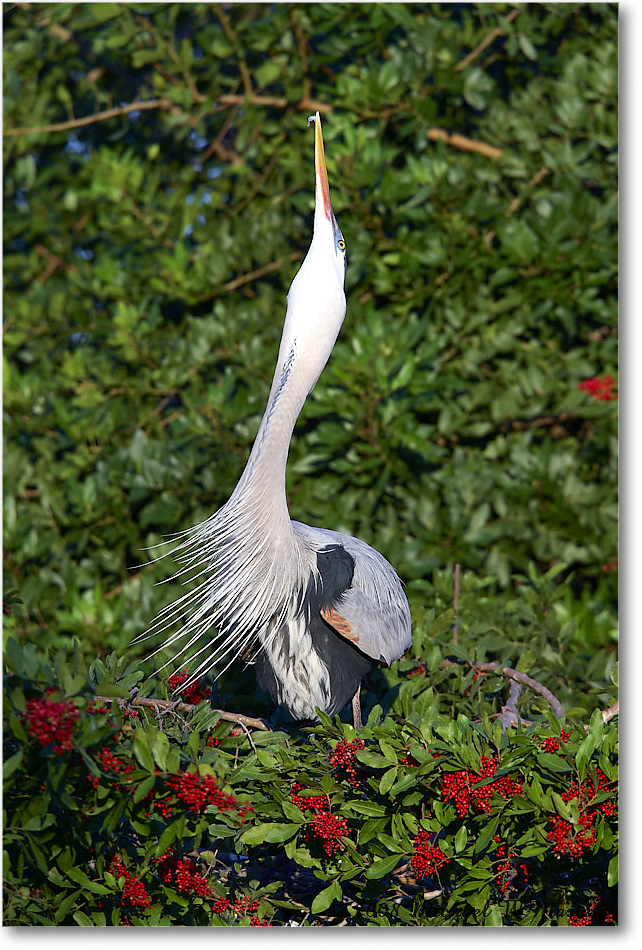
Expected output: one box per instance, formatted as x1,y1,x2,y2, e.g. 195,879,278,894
427,127,503,161
455,8,520,72
496,678,523,730
94,694,271,731
4,94,330,139
213,3,253,96
502,668,565,719
484,166,551,246
452,563,461,643
439,658,565,720
506,166,550,216
201,106,239,165
600,701,619,725
210,251,302,298
3,99,174,137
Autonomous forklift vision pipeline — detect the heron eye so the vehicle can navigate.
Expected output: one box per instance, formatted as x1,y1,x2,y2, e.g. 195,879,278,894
337,239,346,251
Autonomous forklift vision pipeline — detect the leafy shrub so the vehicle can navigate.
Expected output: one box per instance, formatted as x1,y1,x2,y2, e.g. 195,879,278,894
4,561,618,926
3,2,617,927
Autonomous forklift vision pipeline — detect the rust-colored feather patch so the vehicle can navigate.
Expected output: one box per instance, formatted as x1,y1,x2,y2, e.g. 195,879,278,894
320,606,360,644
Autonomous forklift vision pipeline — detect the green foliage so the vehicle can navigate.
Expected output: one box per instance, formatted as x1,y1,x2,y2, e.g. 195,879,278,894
4,633,617,926
3,2,617,927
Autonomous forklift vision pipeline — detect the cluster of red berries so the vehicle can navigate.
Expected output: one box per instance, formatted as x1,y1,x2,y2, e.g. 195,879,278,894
291,783,329,814
578,375,618,401
411,830,449,878
568,898,615,926
541,729,571,754
168,669,209,705
166,770,252,822
156,849,211,897
109,855,152,909
492,836,528,893
211,894,271,925
142,789,174,820
401,743,419,767
463,668,486,696
547,768,615,858
329,737,364,784
441,756,523,817
22,691,80,754
98,745,136,779
290,784,349,857
547,813,596,859
312,811,349,857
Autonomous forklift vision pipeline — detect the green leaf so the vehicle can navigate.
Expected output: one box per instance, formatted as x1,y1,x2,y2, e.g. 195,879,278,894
365,853,401,879
455,825,468,853
133,730,155,772
311,880,342,914
263,823,300,843
379,767,398,795
346,801,387,817
378,739,398,763
281,800,306,823
3,749,23,780
66,867,110,895
355,750,394,769
608,854,618,886
133,773,156,803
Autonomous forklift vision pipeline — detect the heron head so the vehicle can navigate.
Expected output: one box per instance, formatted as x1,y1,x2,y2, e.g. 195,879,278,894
310,111,347,286
281,114,347,378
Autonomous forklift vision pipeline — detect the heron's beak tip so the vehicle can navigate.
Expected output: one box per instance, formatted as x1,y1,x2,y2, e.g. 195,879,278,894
313,112,333,222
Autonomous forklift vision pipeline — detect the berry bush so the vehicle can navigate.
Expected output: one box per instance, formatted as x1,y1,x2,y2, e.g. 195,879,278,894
3,1,617,928
3,567,618,927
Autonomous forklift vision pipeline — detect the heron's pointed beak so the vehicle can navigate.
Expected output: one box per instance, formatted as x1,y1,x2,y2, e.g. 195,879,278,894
313,112,333,222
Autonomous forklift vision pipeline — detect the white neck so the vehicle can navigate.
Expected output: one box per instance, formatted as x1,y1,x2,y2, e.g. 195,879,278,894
232,213,347,535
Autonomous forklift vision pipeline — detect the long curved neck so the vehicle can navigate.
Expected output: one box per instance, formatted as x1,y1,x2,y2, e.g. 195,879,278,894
235,341,309,517
229,217,346,541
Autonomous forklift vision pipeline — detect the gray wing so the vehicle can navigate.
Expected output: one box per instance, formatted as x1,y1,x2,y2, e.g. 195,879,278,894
292,521,412,665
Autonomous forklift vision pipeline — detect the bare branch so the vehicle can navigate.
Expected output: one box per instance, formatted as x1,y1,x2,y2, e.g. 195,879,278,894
452,563,461,643
502,668,565,719
3,99,174,137
427,128,503,161
94,694,271,731
439,658,565,720
455,8,520,72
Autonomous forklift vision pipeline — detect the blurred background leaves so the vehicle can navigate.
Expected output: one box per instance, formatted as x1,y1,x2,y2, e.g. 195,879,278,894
3,3,617,677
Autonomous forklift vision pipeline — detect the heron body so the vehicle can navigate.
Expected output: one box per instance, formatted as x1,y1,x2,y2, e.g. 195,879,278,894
147,114,411,724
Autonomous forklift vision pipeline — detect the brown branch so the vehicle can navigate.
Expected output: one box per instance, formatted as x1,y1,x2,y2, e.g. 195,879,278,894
213,3,253,96
600,701,619,725
206,251,302,298
4,93,330,140
506,166,550,216
3,99,174,137
136,14,204,105
496,678,523,730
214,93,330,114
439,658,565,720
502,668,565,719
95,694,271,731
455,8,520,72
484,166,551,246
452,563,460,643
427,127,503,161
201,106,239,164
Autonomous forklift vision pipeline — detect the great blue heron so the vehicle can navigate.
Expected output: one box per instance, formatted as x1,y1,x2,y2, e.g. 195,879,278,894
145,113,411,727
